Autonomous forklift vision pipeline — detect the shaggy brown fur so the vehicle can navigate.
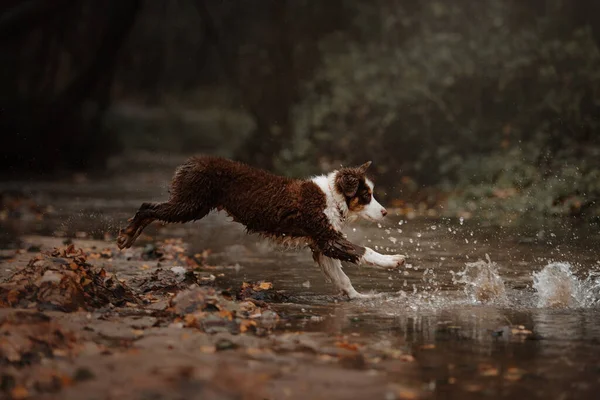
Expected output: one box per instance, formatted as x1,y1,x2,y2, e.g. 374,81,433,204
335,163,378,213
117,156,366,263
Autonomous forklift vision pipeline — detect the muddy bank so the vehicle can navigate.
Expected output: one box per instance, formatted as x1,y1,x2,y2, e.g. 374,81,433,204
0,240,421,400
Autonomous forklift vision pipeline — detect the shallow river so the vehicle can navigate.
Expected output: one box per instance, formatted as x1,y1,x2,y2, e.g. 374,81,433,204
2,158,600,398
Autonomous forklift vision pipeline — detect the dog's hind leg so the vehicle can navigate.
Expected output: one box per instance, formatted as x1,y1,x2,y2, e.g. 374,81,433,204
117,201,211,249
312,251,370,300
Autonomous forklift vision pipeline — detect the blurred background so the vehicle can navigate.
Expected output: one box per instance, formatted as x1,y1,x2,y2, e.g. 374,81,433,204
2,0,599,225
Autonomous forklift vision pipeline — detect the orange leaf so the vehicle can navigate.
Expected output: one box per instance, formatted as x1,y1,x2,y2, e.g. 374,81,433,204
240,319,257,333
7,289,20,305
257,282,273,291
11,386,29,399
184,314,198,326
219,310,233,321
335,341,359,351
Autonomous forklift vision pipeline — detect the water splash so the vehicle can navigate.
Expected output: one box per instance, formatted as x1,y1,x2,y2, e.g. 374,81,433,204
532,262,600,308
452,254,508,304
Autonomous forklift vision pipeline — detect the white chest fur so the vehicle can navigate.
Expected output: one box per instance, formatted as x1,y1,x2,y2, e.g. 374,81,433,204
311,173,347,231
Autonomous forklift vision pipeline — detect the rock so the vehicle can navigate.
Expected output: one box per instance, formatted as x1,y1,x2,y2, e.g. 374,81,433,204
170,286,221,315
237,281,290,303
135,268,199,294
73,367,95,382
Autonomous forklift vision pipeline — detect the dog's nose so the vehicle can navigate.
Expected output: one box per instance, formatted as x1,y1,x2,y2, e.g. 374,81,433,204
381,208,388,217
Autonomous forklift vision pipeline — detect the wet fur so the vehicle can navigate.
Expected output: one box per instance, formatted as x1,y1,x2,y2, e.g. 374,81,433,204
117,156,405,299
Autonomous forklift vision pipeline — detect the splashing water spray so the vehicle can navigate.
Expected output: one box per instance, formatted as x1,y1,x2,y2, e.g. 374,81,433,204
532,262,600,308
452,254,508,304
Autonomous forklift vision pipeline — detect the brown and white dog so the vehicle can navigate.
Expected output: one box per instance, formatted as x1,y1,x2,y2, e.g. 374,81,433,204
117,156,406,299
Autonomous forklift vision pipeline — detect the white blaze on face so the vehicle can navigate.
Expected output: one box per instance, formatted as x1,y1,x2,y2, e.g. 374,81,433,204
358,179,387,221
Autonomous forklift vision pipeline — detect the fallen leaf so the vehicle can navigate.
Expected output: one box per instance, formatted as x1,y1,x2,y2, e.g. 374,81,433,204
258,282,273,291
479,364,499,377
219,310,233,321
52,349,68,357
11,386,29,399
397,389,419,400
504,367,525,381
240,319,257,333
200,345,216,353
335,341,360,351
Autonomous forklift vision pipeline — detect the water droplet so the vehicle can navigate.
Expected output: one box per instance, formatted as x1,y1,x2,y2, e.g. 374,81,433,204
533,262,600,308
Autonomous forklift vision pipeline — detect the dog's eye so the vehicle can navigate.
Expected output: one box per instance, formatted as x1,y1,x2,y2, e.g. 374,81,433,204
362,192,372,202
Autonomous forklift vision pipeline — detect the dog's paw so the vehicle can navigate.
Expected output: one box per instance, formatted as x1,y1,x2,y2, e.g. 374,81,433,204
362,248,407,269
346,291,380,300
116,229,134,250
374,254,406,269
388,254,406,268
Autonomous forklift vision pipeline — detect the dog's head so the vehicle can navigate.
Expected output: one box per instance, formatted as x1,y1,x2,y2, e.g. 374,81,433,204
334,161,387,221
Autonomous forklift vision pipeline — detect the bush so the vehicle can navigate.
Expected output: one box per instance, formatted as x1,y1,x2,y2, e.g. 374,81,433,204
291,0,600,221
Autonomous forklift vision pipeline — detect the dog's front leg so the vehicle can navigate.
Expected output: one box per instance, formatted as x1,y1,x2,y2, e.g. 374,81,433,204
313,251,370,300
359,247,406,269
319,234,406,270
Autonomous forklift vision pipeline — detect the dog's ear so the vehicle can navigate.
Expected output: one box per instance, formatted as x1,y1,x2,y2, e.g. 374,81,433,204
357,161,372,174
336,172,360,197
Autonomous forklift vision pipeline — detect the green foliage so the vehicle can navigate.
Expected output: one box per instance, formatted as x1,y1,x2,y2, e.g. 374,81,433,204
446,145,600,222
105,100,254,157
291,0,600,221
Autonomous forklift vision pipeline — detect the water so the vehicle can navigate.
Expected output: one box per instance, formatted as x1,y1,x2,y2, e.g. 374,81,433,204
452,254,508,305
2,157,600,398
533,262,600,308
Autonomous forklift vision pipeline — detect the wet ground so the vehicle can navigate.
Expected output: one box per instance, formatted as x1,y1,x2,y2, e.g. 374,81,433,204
1,154,600,399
